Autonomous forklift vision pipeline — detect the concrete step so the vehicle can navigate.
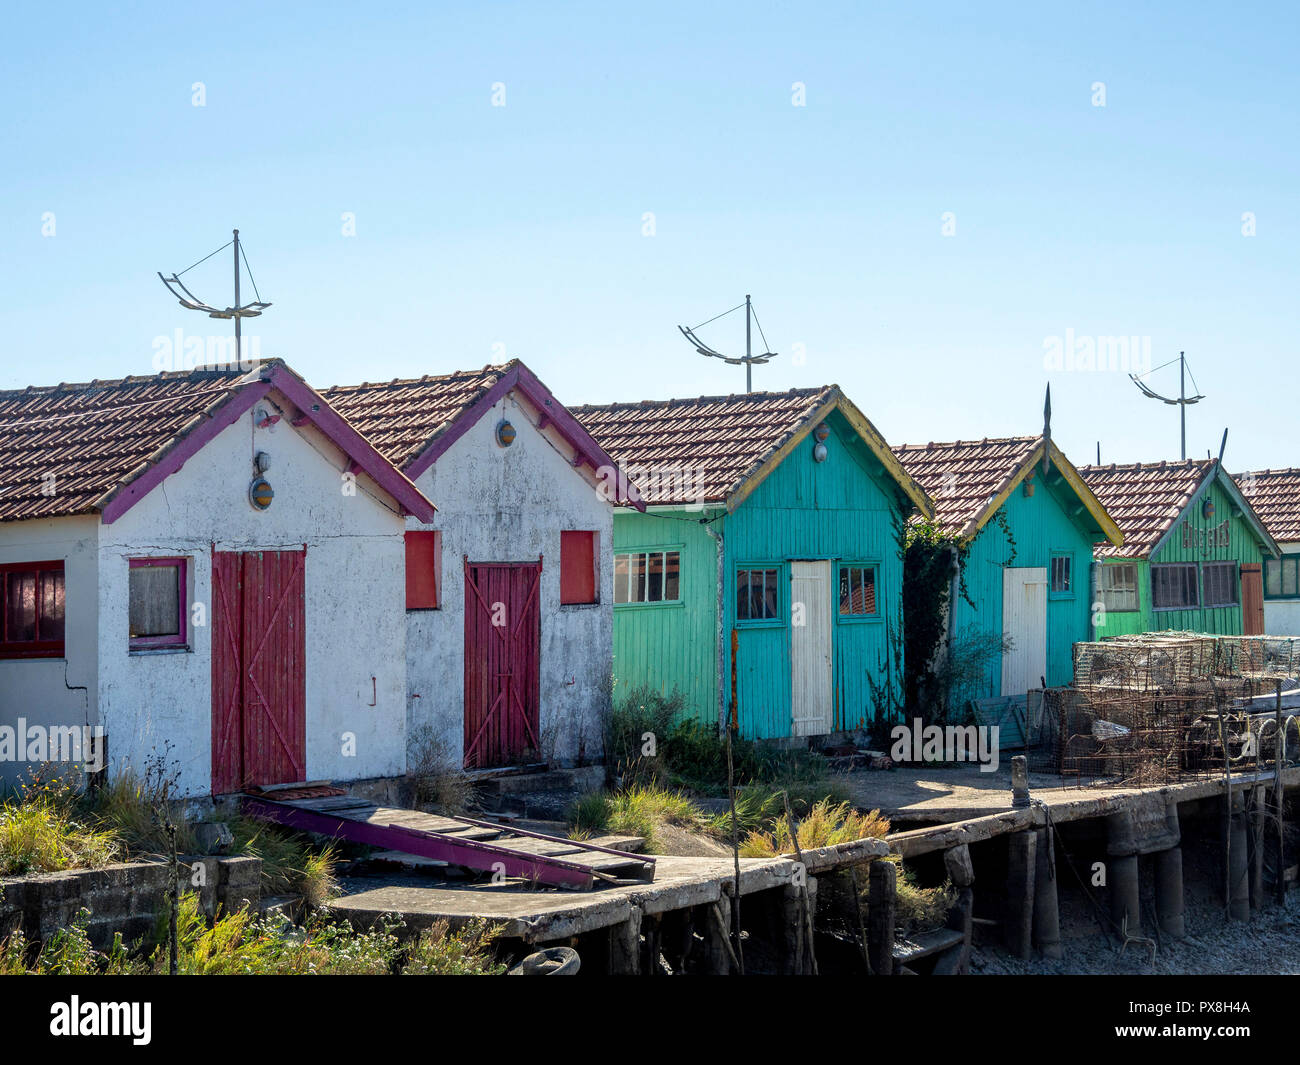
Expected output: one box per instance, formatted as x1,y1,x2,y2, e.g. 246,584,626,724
476,766,604,796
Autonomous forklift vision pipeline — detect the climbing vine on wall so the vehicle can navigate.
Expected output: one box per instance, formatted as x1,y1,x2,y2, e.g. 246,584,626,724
988,507,1018,567
902,519,969,715
866,511,910,736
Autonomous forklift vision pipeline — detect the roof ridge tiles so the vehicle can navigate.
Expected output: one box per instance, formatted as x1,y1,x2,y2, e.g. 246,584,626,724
326,364,512,393
0,365,252,401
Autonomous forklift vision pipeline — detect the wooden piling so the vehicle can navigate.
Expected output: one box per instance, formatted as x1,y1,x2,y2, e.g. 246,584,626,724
1107,810,1141,935
867,859,896,976
608,908,642,975
640,913,663,975
1004,830,1037,960
1277,681,1287,906
942,843,975,974
1154,846,1185,938
1228,792,1251,921
702,899,735,975
1032,827,1063,959
1249,785,1266,911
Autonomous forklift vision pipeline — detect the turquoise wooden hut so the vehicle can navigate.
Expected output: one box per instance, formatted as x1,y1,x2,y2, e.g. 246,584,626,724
895,435,1123,700
1079,459,1279,638
573,386,933,740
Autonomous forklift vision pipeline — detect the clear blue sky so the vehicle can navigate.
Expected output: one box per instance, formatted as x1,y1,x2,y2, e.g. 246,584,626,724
3,2,1296,470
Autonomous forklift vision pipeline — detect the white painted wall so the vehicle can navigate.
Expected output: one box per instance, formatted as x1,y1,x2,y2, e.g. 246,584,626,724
405,389,613,768
1264,540,1300,637
97,396,409,797
0,515,99,791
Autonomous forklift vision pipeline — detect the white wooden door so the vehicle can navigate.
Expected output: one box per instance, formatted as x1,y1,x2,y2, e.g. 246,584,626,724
1001,567,1048,697
790,561,834,736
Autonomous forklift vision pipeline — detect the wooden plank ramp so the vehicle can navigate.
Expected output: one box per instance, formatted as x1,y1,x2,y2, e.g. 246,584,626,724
242,793,655,891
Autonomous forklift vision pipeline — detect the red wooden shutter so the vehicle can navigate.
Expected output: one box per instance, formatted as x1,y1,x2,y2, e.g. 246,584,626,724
560,531,596,605
406,531,441,608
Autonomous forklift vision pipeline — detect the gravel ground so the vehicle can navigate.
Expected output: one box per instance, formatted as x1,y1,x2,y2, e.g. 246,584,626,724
973,890,1300,975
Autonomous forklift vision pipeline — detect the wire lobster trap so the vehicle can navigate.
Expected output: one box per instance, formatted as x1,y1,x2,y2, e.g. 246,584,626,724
1032,632,1300,787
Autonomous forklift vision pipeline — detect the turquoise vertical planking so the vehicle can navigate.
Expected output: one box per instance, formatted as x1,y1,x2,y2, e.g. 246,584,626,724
610,408,913,739
947,461,1101,702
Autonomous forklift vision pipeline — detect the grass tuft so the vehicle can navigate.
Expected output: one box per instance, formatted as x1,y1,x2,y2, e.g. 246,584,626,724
738,800,890,857
0,799,119,876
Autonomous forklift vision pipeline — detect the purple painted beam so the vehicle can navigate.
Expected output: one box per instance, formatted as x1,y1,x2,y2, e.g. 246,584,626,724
99,361,438,526
99,381,273,524
243,797,598,890
262,363,437,522
404,361,646,511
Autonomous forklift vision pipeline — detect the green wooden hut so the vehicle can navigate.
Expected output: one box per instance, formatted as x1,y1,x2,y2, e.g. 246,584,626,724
573,386,933,740
1079,459,1280,637
894,435,1123,701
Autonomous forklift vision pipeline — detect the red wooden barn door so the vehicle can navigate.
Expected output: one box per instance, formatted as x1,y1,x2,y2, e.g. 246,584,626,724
211,550,306,794
1241,564,1265,635
463,560,541,769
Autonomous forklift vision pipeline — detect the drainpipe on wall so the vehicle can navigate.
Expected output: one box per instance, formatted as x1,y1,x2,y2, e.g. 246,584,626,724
1089,558,1099,640
704,517,726,734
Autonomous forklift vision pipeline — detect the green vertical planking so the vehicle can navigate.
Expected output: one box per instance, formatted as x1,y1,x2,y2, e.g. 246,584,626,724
610,508,722,726
1094,475,1266,639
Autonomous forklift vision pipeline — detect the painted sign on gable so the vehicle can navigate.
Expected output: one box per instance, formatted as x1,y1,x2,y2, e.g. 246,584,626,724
1180,519,1231,556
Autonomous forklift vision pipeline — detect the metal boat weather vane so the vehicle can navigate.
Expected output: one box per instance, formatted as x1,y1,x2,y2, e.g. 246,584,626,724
1128,351,1205,461
678,294,778,393
158,229,271,368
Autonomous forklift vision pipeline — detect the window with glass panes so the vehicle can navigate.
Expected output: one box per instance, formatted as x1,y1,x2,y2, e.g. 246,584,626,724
1201,562,1239,607
1098,562,1140,612
1152,563,1199,610
736,568,781,622
0,561,66,658
1264,554,1300,600
1050,553,1073,596
613,550,680,604
837,565,877,617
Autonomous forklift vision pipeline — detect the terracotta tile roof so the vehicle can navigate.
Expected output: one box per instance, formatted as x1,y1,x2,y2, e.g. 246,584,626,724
1238,468,1300,544
1078,459,1214,559
571,387,837,505
0,366,256,523
893,437,1040,538
323,364,510,469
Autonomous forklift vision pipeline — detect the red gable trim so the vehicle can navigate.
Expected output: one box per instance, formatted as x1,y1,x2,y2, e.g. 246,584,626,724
99,363,437,525
404,362,646,511
98,380,273,524
261,364,437,522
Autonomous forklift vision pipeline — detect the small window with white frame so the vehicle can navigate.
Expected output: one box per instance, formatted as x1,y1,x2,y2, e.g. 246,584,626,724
614,549,681,604
1098,562,1140,613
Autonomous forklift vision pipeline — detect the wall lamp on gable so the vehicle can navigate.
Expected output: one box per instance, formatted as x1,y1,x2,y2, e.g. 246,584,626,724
812,422,829,463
